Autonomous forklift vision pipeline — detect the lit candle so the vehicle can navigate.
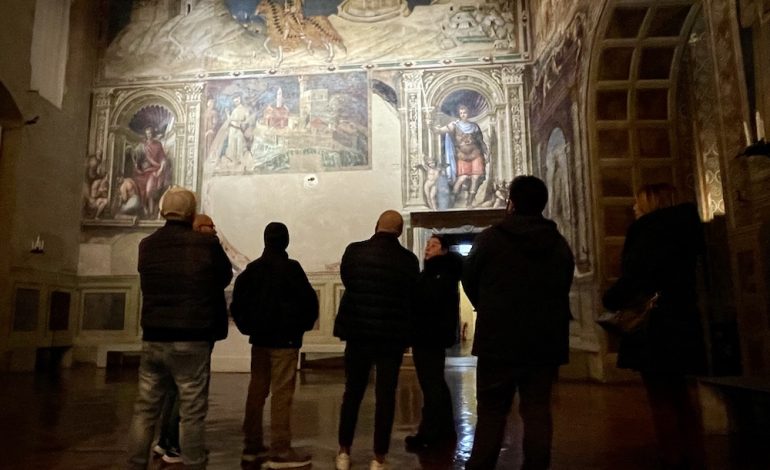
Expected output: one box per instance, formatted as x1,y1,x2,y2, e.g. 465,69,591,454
743,121,752,146
757,111,766,141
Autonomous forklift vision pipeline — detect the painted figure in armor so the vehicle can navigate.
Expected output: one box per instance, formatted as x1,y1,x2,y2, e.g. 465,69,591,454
435,105,489,207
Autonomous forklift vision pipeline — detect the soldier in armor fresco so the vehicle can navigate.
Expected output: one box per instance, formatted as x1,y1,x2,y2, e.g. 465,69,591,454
434,105,489,207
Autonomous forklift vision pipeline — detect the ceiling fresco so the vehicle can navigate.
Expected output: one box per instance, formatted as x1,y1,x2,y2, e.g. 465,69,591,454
102,0,524,80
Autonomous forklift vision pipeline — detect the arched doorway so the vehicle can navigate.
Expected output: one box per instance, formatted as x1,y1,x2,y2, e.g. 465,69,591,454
587,0,737,375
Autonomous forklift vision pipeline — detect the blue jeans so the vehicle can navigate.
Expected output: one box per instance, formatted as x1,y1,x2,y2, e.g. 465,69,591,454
127,341,211,470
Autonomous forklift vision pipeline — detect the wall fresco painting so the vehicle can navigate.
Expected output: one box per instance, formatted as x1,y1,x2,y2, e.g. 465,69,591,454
433,90,494,209
102,1,525,79
82,102,177,222
204,72,369,175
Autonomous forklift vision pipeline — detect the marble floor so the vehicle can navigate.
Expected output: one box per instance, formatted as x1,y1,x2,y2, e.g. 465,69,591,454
0,359,765,469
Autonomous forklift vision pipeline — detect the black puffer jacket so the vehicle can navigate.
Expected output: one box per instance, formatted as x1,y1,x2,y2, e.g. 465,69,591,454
334,232,420,345
463,214,575,366
230,248,319,348
603,203,706,374
138,220,233,342
414,252,463,348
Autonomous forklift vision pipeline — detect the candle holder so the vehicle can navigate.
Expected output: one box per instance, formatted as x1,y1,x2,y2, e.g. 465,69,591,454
30,235,45,254
737,139,770,159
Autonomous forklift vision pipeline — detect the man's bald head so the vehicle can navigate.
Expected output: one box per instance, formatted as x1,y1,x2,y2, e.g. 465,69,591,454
375,210,403,236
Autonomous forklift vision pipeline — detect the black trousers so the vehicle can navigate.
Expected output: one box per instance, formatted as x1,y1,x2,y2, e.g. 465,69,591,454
466,358,557,470
412,345,455,440
641,372,705,469
338,341,405,456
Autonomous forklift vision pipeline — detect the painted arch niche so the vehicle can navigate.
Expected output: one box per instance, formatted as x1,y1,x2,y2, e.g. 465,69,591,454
391,65,528,211
83,85,203,225
543,127,574,248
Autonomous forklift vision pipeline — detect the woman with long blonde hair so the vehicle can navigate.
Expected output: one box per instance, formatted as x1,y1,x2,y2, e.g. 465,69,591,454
603,183,707,469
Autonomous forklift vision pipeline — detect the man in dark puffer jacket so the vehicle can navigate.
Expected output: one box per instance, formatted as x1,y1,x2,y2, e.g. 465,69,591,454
230,222,318,469
333,210,419,470
463,176,574,470
127,187,232,470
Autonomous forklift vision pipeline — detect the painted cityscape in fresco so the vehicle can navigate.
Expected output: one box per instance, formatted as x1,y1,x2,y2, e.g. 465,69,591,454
203,72,369,175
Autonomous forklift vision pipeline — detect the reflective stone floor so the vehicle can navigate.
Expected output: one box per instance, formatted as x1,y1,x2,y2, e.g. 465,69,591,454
0,361,764,469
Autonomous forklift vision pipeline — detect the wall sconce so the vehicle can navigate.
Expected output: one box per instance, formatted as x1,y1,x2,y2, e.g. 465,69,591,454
30,235,45,254
739,112,769,158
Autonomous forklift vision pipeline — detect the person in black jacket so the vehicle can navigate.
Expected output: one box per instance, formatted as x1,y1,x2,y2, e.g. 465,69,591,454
603,183,706,469
127,187,233,470
333,210,420,470
152,213,221,465
230,222,318,469
405,234,462,451
463,176,574,470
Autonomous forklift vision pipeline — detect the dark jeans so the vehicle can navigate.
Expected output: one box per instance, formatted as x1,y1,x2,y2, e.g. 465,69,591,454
466,359,557,470
338,341,405,456
641,372,705,469
412,345,455,440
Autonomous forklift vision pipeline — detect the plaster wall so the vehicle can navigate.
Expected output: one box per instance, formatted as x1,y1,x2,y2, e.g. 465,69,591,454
0,0,99,368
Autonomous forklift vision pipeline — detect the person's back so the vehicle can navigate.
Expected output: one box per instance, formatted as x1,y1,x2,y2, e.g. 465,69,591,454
462,176,574,470
128,187,232,470
334,229,419,345
464,211,574,365
333,210,419,470
230,222,318,469
139,223,231,339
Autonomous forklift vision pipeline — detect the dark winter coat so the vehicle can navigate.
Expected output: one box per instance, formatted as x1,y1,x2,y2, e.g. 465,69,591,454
333,232,420,345
462,214,575,366
230,248,319,348
138,220,233,342
414,252,463,348
603,203,706,374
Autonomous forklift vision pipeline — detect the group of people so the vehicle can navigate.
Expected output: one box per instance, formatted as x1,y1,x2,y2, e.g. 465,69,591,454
126,175,707,470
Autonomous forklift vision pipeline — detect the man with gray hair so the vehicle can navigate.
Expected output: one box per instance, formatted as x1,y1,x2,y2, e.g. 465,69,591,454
333,210,420,470
127,187,232,470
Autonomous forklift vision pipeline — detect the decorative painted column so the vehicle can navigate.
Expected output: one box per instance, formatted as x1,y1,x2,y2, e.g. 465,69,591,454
176,82,203,190
401,70,426,208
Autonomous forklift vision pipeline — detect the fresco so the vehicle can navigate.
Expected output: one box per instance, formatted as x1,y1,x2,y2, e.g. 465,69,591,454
102,0,523,79
544,127,573,246
82,102,177,221
433,90,495,209
204,72,369,175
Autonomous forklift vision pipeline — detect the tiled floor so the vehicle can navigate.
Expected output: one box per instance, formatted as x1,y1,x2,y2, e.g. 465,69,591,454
0,359,765,469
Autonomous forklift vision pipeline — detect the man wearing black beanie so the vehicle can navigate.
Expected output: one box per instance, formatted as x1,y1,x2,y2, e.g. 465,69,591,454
230,222,319,469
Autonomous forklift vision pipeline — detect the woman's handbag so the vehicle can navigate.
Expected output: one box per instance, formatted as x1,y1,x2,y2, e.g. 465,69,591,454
596,292,660,335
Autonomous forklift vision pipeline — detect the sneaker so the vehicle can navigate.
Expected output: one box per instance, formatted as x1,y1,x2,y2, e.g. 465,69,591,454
161,448,183,464
153,444,167,457
369,459,388,470
266,448,312,469
334,452,350,470
242,447,270,464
